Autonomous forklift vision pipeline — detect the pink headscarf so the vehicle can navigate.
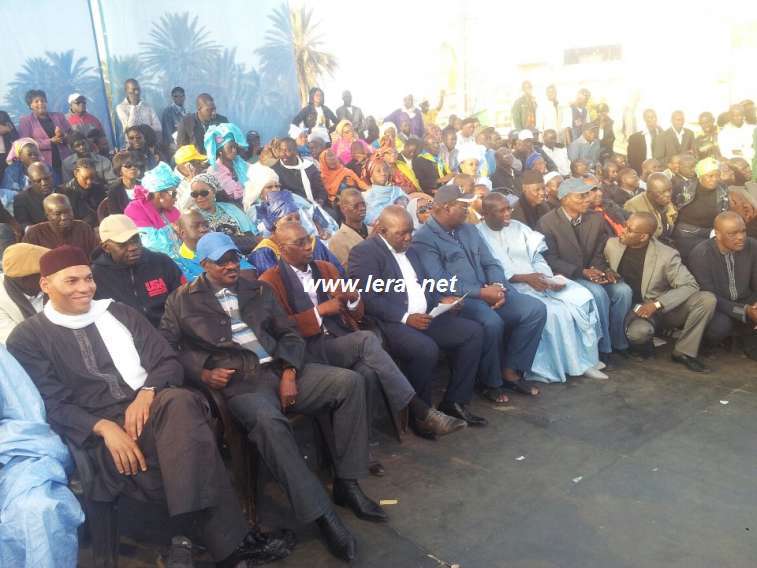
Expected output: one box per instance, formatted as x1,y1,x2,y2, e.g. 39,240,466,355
5,137,39,164
124,185,180,229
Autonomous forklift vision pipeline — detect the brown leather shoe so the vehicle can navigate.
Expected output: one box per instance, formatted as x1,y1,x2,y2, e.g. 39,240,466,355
413,408,467,438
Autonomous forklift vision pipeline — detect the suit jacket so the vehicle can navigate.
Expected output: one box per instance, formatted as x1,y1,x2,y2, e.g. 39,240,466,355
18,112,71,167
259,260,364,338
410,216,508,299
653,127,695,162
604,237,698,311
160,274,305,395
537,209,609,278
328,223,365,269
335,105,365,133
175,113,229,152
627,128,662,174
623,192,678,240
349,235,439,326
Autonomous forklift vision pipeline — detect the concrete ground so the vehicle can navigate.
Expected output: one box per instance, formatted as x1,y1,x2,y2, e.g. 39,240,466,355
81,344,757,567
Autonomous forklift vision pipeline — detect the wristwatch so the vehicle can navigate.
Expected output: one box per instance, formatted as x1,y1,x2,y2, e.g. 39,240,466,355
653,301,663,310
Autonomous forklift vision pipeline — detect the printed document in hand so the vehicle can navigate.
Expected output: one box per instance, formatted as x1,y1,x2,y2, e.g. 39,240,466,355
428,292,469,318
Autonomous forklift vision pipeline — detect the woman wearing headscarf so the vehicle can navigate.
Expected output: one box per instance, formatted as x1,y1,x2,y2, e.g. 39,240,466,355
249,190,345,275
124,162,181,230
291,87,337,132
331,120,371,165
190,172,258,254
243,163,282,211
371,122,404,152
406,192,433,231
524,151,547,174
366,146,418,194
362,161,408,225
18,89,71,184
1,138,41,193
319,149,370,206
203,123,251,205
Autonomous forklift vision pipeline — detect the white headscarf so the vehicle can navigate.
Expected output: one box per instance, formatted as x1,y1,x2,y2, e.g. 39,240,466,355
243,163,280,210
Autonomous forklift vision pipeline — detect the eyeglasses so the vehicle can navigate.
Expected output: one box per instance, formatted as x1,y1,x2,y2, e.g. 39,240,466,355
123,162,144,169
212,251,241,266
191,190,210,198
417,204,432,213
282,237,311,248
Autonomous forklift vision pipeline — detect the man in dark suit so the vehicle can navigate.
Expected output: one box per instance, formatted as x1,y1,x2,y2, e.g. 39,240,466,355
411,185,547,403
175,94,229,153
349,206,486,426
627,109,663,175
537,178,633,367
653,111,695,163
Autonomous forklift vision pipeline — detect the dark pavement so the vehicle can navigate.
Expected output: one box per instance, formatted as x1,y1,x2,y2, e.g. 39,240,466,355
82,344,757,567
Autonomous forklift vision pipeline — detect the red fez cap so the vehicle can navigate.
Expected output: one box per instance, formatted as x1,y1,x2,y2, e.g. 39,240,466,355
39,245,90,277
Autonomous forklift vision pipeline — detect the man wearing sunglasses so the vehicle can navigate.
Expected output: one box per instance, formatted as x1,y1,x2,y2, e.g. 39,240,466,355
160,232,379,562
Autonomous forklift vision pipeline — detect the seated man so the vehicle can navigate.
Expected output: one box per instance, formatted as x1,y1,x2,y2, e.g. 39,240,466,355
0,345,84,568
689,212,757,361
7,245,293,567
23,194,98,257
0,243,48,344
260,222,465,439
607,168,642,208
477,193,607,382
328,188,368,270
61,158,107,227
61,131,114,183
511,170,551,229
13,161,57,229
92,215,183,327
173,210,255,281
160,232,384,562
349,206,486,425
606,213,716,372
537,178,633,367
412,185,548,403
624,172,678,245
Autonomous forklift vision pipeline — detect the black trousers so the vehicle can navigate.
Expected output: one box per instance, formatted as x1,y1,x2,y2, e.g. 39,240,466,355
382,312,484,406
90,388,248,561
226,363,368,523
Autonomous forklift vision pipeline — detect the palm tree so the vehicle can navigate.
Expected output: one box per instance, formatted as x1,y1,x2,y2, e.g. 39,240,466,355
257,3,338,107
198,48,261,126
4,51,101,119
139,12,221,98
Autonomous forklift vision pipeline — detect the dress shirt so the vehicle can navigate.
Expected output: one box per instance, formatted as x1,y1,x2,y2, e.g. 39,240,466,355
380,236,427,323
289,263,360,328
542,144,571,175
213,286,273,363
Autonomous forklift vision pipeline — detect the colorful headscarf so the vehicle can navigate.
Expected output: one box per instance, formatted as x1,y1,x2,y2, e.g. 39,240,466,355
525,152,545,170
141,162,181,193
203,123,250,200
5,137,39,164
319,151,369,201
204,123,248,163
334,120,354,141
191,172,223,194
695,157,720,178
260,190,299,233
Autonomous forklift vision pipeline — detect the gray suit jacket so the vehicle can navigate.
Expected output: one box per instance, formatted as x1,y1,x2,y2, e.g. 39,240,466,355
604,237,699,311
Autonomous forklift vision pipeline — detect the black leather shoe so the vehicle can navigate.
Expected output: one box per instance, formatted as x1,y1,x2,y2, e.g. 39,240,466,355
672,352,711,373
165,536,193,568
316,509,357,562
218,527,296,567
437,401,488,427
333,478,388,522
369,461,385,477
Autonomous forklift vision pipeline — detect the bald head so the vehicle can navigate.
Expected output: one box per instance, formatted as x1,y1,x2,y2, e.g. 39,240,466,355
196,93,217,121
43,193,70,211
274,222,312,268
481,191,508,213
43,193,73,233
629,212,657,235
714,211,747,253
177,210,210,250
339,188,366,226
377,205,414,253
714,211,745,232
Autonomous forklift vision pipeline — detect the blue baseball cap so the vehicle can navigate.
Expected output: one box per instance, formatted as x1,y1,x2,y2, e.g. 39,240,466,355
557,177,596,200
196,232,240,263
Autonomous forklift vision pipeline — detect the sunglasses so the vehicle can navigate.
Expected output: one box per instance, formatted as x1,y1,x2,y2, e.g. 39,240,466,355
417,204,432,213
213,251,241,266
123,162,144,169
191,190,210,198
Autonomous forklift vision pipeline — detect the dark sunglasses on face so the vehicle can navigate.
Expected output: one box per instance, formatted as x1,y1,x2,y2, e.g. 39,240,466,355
213,251,240,266
191,189,210,198
123,162,144,169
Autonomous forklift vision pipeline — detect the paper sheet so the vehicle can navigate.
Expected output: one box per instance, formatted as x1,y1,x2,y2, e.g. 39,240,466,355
428,292,469,318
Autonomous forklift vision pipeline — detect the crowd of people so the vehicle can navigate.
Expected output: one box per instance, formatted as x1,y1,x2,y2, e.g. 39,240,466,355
2,77,757,567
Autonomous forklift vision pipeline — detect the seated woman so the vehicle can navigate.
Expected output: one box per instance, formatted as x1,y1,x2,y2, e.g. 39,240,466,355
457,143,491,183
190,172,257,254
2,138,41,193
173,144,208,211
62,158,107,228
543,171,562,209
331,120,371,165
102,150,145,218
320,148,369,209
406,192,433,232
362,161,408,226
250,190,345,275
204,123,251,206
477,192,605,383
366,146,417,194
124,161,181,234
124,125,158,170
371,122,403,152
